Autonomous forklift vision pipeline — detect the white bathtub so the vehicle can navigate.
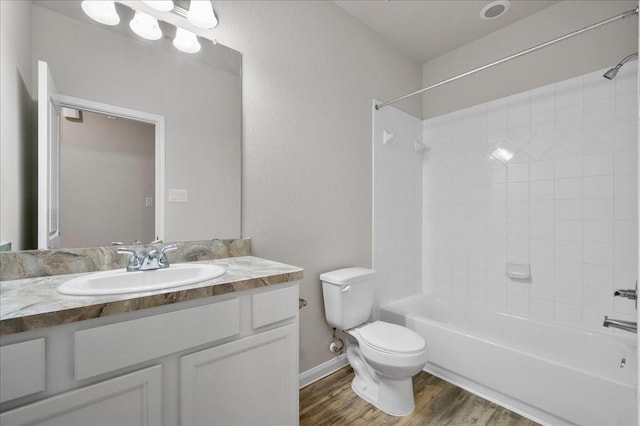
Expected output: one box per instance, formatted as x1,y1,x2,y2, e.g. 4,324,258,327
380,295,637,426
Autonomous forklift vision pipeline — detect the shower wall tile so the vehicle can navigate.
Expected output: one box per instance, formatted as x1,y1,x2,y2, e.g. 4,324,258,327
373,103,423,315
422,65,638,334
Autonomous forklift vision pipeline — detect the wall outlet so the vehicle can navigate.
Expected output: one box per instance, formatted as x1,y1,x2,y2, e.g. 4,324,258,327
145,197,153,207
168,189,188,203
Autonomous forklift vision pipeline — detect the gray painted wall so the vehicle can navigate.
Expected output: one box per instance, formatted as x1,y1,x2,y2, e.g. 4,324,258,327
1,0,422,374
0,1,35,251
422,0,638,118
211,1,423,372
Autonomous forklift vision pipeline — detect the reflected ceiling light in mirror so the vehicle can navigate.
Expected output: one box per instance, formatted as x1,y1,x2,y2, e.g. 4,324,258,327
129,11,163,40
81,0,120,26
142,0,175,12
173,28,201,53
187,0,218,29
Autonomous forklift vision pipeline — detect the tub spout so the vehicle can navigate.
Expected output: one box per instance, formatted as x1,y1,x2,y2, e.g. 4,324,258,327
603,316,637,334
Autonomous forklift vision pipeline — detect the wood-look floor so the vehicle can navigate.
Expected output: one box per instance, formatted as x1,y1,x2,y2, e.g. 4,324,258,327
300,366,540,426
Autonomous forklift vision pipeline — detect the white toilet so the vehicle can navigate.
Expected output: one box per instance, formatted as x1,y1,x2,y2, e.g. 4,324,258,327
320,267,427,416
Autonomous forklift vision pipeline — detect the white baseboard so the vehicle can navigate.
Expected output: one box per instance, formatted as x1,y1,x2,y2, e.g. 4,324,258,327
299,354,348,389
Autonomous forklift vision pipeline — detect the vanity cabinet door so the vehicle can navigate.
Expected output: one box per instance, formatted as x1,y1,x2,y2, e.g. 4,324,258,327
0,365,162,426
0,338,46,403
180,323,298,426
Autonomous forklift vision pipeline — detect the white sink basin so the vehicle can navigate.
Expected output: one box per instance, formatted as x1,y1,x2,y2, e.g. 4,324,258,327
57,263,226,296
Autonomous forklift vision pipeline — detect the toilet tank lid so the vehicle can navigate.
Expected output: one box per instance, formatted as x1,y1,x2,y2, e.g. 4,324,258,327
320,267,375,285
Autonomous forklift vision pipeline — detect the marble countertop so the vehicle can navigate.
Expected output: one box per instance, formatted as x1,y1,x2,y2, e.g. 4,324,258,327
0,256,303,336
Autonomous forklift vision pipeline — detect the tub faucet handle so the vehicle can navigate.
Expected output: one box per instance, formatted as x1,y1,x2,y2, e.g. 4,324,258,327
614,289,637,300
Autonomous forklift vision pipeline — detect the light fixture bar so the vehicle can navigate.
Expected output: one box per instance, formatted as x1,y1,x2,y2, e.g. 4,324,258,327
115,1,220,49
171,5,188,18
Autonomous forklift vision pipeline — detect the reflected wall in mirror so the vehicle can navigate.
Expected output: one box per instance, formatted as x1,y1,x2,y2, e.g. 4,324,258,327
0,0,242,251
61,109,155,248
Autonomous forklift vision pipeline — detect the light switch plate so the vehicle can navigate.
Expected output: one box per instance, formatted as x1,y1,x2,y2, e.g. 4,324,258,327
168,189,188,203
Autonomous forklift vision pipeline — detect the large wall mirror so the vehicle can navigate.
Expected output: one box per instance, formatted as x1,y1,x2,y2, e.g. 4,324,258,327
1,0,241,251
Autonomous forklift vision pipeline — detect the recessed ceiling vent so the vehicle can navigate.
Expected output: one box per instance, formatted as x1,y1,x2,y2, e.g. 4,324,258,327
480,0,510,20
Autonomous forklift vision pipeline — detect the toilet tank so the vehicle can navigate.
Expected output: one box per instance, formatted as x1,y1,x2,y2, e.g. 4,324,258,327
320,267,376,330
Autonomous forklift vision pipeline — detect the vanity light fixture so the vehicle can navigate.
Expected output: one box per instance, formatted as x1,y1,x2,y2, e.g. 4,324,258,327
81,1,216,54
187,0,218,29
142,0,175,12
81,0,120,26
129,11,163,40
173,27,201,53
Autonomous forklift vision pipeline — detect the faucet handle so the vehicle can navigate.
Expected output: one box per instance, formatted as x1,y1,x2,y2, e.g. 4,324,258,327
161,243,178,255
158,244,178,268
614,289,637,300
117,248,141,271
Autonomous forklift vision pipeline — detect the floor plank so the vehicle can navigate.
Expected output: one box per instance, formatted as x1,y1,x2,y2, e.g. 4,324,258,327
300,366,539,426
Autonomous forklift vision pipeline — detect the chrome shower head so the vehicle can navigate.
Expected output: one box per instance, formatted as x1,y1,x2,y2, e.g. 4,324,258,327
603,67,619,80
603,52,638,79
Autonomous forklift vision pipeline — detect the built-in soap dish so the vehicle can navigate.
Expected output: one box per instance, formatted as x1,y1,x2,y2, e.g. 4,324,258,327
505,262,531,280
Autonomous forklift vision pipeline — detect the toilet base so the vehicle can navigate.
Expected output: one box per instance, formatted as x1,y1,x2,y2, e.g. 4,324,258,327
351,374,416,417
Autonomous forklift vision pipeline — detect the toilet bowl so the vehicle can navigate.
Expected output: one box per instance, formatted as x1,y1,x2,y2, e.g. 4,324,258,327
347,321,427,416
320,267,427,416
352,321,427,376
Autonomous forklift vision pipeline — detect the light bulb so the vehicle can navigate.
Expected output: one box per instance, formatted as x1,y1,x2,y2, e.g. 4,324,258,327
187,0,218,29
81,0,120,26
173,28,201,53
129,11,162,40
142,1,174,12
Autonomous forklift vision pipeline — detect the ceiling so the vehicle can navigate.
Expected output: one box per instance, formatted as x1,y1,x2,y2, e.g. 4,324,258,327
334,0,560,64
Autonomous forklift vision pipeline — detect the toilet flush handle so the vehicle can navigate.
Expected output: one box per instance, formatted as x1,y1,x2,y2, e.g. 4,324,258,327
341,285,351,292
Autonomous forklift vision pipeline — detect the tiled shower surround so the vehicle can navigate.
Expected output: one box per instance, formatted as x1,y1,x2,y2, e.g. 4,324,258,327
373,103,423,311
422,65,638,331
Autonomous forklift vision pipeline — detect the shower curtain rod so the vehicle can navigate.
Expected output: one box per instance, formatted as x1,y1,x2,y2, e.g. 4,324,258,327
375,6,639,111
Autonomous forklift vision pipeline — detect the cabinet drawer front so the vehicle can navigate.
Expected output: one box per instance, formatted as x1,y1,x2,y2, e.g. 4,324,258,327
0,365,161,426
75,299,240,380
252,285,298,329
0,339,46,403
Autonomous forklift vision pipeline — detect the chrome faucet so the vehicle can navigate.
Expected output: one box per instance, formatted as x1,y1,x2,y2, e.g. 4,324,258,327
603,316,637,334
117,243,178,272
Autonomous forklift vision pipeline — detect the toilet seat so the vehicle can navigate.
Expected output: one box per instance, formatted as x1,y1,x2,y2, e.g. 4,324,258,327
350,321,427,369
357,321,426,354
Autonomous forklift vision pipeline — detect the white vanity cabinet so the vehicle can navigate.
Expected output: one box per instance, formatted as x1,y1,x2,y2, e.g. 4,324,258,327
0,282,300,426
181,285,300,426
0,365,162,426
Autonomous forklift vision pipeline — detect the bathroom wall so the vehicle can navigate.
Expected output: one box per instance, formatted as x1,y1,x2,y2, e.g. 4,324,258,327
373,104,423,313
0,0,422,377
211,1,423,373
422,0,638,119
422,64,638,331
0,1,35,251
